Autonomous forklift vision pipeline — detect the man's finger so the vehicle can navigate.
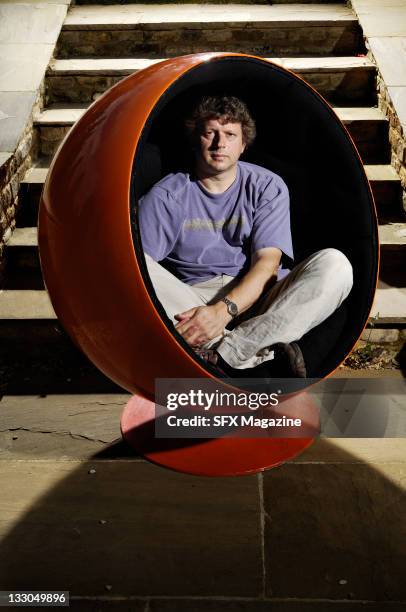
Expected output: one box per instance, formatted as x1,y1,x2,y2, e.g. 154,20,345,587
174,315,192,328
175,307,197,321
176,319,197,337
182,328,200,345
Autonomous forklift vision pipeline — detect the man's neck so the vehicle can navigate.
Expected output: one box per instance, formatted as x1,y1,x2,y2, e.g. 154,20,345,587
196,164,238,194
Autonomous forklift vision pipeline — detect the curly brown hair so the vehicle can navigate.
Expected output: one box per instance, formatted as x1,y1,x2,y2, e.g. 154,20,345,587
185,96,256,146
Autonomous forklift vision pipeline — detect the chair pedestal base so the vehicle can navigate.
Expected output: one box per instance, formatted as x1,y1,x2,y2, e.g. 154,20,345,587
120,392,319,476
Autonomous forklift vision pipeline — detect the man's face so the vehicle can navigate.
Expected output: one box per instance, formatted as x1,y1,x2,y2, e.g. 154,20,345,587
195,118,246,176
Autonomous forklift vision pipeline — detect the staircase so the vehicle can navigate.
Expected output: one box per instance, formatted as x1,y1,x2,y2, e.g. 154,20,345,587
2,1,406,607
1,0,405,394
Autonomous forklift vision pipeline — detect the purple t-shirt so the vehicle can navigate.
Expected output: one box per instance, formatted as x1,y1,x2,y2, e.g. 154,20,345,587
138,161,294,285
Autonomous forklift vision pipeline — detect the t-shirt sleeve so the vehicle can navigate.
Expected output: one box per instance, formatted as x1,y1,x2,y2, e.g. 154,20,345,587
138,187,181,262
251,175,294,263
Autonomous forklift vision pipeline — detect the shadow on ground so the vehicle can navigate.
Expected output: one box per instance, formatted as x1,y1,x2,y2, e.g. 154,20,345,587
0,434,405,611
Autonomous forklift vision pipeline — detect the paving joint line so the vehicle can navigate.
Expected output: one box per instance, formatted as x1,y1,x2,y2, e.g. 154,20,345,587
257,471,267,598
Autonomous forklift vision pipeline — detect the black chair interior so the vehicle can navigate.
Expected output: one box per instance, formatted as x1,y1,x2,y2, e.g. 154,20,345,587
131,56,379,378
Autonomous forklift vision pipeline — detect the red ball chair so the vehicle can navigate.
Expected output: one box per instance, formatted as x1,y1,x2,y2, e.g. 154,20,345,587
38,53,378,476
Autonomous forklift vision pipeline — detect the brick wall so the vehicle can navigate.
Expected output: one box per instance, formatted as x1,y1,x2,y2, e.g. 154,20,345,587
0,90,42,283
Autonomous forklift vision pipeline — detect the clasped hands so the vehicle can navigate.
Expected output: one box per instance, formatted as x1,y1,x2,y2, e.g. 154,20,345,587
174,302,232,347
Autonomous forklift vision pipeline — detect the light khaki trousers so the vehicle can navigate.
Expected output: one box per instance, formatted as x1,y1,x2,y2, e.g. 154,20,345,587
145,248,353,369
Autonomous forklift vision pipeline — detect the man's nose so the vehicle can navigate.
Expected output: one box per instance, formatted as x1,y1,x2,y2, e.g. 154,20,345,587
214,132,226,148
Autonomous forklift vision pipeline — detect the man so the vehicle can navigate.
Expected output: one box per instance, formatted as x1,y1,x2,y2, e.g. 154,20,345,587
139,96,353,377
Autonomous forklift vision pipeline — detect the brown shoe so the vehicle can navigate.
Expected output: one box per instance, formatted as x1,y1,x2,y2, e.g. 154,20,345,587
275,342,307,378
196,342,307,380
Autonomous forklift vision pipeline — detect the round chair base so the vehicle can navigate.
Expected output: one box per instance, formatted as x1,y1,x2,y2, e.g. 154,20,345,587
120,392,319,476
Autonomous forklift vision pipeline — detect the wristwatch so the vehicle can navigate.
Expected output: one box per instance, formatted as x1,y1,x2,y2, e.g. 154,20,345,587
221,297,239,318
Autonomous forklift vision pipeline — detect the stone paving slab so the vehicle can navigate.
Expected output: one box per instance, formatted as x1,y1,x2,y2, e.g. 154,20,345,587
64,4,356,28
6,226,37,246
0,460,262,596
20,164,400,220
5,0,70,5
352,0,405,7
1,393,405,462
368,38,406,87
9,220,406,248
70,602,145,612
280,55,373,72
35,104,386,125
146,601,406,612
0,394,128,459
0,43,54,91
371,282,406,320
263,462,406,601
0,2,67,44
49,57,162,74
290,436,406,464
354,9,406,37
60,601,406,612
35,104,88,124
333,106,385,122
0,152,12,167
0,285,404,322
365,164,399,181
32,104,391,164
0,91,36,151
0,427,128,460
48,55,375,75
45,55,375,109
379,222,406,244
0,289,56,319
24,162,399,185
22,165,49,183
0,0,68,172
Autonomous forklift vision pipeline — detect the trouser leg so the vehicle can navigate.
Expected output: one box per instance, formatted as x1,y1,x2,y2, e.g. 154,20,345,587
217,248,353,369
144,256,226,340
144,255,205,325
297,301,348,377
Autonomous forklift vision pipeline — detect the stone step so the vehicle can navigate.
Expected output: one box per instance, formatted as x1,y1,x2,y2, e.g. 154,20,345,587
74,0,347,5
364,164,404,222
34,104,391,164
56,4,364,58
17,165,48,228
46,56,376,105
17,163,403,231
3,227,44,289
0,285,405,338
378,222,406,289
3,221,406,292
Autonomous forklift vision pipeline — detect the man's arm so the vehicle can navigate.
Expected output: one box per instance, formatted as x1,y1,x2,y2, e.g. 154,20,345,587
138,186,181,263
175,247,281,347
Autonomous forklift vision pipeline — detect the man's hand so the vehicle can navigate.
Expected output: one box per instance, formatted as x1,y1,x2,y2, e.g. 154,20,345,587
174,303,231,347
174,248,282,347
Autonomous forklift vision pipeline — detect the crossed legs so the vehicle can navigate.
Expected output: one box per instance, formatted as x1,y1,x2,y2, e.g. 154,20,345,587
145,248,353,370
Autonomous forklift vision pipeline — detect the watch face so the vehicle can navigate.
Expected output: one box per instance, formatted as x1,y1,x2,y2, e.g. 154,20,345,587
228,301,238,316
